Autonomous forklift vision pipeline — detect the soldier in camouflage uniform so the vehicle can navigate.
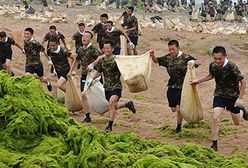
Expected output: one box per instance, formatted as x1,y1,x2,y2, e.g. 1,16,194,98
42,25,67,50
72,23,85,54
90,41,136,132
67,31,101,121
72,23,85,69
23,27,52,91
47,37,75,92
125,6,139,55
92,13,108,51
103,20,134,55
191,46,247,151
43,25,67,74
150,40,200,133
0,31,24,75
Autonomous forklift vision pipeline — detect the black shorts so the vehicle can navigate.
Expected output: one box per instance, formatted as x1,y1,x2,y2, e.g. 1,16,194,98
105,89,122,102
113,47,121,55
213,96,241,114
99,42,104,50
57,68,70,80
167,88,182,108
80,74,87,92
0,57,6,64
128,35,139,46
0,61,3,70
25,65,44,77
5,52,13,60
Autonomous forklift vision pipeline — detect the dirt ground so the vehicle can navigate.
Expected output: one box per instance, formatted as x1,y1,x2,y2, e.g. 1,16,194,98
1,4,248,159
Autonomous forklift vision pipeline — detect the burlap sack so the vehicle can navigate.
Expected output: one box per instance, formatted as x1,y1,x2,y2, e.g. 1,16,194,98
65,75,83,112
115,52,152,93
180,64,203,123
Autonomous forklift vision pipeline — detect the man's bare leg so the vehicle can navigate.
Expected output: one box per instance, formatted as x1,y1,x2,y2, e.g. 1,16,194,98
211,107,224,151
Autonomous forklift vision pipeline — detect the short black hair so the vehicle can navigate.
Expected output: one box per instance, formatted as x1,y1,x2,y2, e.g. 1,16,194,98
106,20,113,25
104,40,114,48
49,37,59,44
100,13,108,18
78,23,85,27
168,40,179,48
84,31,93,39
49,25,56,30
128,6,134,12
24,27,34,35
0,31,7,38
212,46,226,56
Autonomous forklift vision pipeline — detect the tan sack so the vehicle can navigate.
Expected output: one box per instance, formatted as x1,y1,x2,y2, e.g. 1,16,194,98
65,75,83,112
115,52,152,93
57,88,65,103
180,64,203,123
120,35,127,55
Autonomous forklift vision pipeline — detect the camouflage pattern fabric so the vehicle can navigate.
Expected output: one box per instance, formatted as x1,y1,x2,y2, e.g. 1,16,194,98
72,31,83,53
209,61,244,99
92,23,106,47
44,32,65,49
103,29,124,48
77,45,101,75
126,15,139,36
95,55,122,91
24,40,45,66
158,53,196,89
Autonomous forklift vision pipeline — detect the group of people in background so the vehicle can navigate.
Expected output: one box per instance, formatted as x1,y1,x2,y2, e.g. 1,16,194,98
189,0,248,22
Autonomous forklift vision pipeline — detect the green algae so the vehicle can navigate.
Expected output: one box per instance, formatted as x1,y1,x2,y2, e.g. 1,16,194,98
0,71,247,168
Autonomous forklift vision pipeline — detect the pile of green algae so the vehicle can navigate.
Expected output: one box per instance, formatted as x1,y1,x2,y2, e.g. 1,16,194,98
0,71,247,168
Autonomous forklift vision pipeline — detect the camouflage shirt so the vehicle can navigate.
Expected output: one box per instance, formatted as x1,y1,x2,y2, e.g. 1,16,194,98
47,46,71,73
92,23,106,45
24,39,45,66
0,37,15,58
95,55,122,91
44,32,65,49
209,61,244,99
103,28,124,48
126,15,139,36
72,31,83,53
158,53,196,89
77,44,101,75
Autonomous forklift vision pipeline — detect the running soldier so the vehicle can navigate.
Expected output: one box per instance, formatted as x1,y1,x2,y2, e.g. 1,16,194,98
72,23,85,69
42,25,67,73
91,41,136,132
125,7,139,55
103,20,134,55
23,27,52,91
191,46,248,151
72,23,85,54
0,31,24,75
47,37,75,92
42,25,67,50
150,40,200,133
67,31,101,122
92,13,108,51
